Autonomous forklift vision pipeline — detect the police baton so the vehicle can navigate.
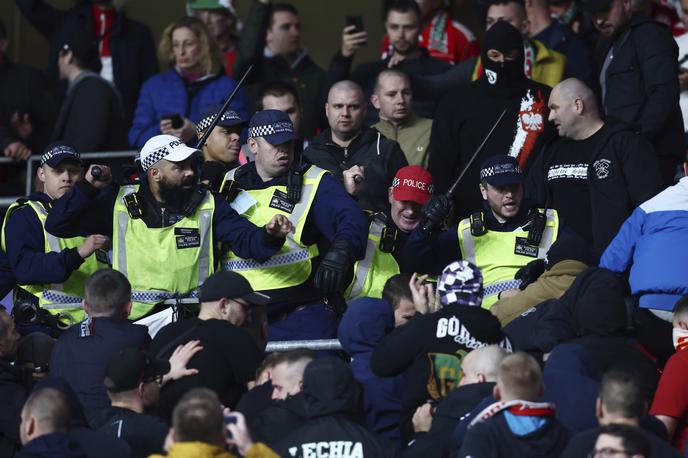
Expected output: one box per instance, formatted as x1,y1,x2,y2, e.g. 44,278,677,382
446,108,508,198
195,64,254,150
419,108,508,234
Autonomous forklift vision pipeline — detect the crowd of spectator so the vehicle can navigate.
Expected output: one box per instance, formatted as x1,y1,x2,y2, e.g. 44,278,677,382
1,0,688,457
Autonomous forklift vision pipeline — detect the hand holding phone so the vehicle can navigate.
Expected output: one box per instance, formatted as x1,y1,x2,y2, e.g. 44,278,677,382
342,16,368,58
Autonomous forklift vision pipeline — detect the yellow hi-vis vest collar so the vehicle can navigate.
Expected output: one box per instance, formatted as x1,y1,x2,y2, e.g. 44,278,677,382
112,185,214,319
220,166,325,292
1,200,108,324
458,208,559,309
346,216,400,301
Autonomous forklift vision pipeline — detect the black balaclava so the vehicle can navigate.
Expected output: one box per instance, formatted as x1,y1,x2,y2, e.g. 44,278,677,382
481,21,526,98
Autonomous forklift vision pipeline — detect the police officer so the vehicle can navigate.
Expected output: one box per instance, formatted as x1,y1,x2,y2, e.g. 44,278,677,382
219,109,368,341
405,155,560,308
2,143,109,325
196,105,247,192
44,134,291,321
346,165,435,301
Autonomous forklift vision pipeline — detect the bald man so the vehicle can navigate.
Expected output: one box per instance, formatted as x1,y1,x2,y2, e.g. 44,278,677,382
529,78,664,254
305,80,408,213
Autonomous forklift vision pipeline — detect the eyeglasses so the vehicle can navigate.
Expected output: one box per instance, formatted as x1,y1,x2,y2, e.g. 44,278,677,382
588,447,636,458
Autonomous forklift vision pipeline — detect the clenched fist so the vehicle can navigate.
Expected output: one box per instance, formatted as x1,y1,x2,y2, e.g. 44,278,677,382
265,214,292,238
85,164,112,189
78,234,111,259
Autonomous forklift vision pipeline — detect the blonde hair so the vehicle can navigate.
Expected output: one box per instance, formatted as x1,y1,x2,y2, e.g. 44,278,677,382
158,16,223,75
497,352,542,401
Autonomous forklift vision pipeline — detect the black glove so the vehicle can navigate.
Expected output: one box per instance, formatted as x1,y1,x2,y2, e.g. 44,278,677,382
419,195,452,235
314,239,354,294
515,259,546,290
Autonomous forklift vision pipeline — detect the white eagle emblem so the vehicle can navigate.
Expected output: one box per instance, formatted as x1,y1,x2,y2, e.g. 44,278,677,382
520,112,543,132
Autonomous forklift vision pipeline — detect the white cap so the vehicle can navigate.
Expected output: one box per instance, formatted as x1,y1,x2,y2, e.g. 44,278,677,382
139,135,199,171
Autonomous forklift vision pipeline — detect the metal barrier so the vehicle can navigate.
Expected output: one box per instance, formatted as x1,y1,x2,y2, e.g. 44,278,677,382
265,339,343,353
0,151,137,209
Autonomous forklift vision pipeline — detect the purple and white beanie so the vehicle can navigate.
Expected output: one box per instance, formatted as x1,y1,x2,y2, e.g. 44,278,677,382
437,260,483,307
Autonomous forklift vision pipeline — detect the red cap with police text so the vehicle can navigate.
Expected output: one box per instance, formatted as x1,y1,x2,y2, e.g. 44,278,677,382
391,166,434,205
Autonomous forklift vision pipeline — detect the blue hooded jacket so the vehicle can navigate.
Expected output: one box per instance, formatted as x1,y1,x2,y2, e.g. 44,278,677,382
338,298,402,443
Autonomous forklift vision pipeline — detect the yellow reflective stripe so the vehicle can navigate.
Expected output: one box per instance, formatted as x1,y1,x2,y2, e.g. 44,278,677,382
458,219,476,264
349,220,384,299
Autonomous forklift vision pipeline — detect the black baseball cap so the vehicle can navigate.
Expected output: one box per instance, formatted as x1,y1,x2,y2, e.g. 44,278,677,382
200,271,271,305
479,155,524,187
40,143,81,168
104,348,170,393
197,105,247,133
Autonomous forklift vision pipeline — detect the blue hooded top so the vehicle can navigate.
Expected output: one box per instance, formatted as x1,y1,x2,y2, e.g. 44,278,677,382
338,297,403,444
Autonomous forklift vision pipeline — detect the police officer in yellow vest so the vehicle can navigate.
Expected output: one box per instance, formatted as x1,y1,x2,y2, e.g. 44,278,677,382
1,143,109,325
346,165,437,301
405,155,559,309
219,109,368,342
43,134,291,322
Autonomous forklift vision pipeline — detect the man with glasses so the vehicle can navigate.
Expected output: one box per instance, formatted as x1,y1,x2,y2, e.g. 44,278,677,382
150,270,268,422
590,424,650,458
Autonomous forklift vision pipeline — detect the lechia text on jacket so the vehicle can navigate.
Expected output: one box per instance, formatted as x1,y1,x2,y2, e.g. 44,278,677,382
288,441,364,458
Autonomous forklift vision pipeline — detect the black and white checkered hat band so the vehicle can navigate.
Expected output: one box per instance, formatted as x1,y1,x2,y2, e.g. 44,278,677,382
480,163,522,180
248,122,293,138
438,260,483,307
41,145,79,165
141,146,169,171
197,111,242,132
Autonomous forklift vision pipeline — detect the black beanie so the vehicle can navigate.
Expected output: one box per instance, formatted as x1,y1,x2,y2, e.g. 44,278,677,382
60,30,102,73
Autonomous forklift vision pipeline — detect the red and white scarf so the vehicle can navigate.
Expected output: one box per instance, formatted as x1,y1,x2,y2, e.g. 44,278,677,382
469,400,556,428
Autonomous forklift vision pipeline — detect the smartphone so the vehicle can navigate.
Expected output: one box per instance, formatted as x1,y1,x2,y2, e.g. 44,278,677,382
224,412,237,439
345,15,365,34
161,113,184,129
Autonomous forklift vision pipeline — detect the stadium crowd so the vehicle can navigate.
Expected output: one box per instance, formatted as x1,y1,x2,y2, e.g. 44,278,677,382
2,0,688,456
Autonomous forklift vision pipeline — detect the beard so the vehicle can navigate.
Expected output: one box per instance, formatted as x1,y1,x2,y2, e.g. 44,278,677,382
159,176,194,208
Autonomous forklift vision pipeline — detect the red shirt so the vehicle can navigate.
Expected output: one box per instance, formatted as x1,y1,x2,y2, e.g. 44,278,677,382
380,11,479,65
650,349,688,452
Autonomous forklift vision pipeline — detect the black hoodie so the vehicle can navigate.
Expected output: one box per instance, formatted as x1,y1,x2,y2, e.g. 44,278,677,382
274,358,395,458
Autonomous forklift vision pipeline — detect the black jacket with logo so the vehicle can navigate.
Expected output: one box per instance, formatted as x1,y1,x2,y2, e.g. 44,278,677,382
274,359,395,458
528,120,664,255
371,306,509,443
304,127,408,214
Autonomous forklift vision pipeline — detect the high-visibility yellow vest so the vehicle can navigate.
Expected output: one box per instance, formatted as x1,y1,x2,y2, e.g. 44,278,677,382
458,208,559,309
219,166,326,291
1,200,108,324
112,185,215,319
346,216,400,301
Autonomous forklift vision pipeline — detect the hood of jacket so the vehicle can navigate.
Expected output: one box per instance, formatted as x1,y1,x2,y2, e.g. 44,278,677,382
540,260,588,279
562,267,627,338
301,358,359,419
20,432,87,458
338,298,394,358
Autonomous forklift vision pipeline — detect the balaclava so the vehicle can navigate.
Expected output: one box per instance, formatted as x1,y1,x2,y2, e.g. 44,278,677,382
481,21,526,98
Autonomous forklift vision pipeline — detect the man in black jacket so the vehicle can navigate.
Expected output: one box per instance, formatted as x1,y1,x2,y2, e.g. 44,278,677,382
274,358,394,458
304,80,408,214
16,0,157,125
529,78,664,254
371,260,511,443
427,21,555,219
587,0,684,185
325,0,450,124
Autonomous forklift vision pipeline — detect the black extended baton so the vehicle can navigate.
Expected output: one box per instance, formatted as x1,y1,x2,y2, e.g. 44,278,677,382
446,108,508,199
195,64,254,150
